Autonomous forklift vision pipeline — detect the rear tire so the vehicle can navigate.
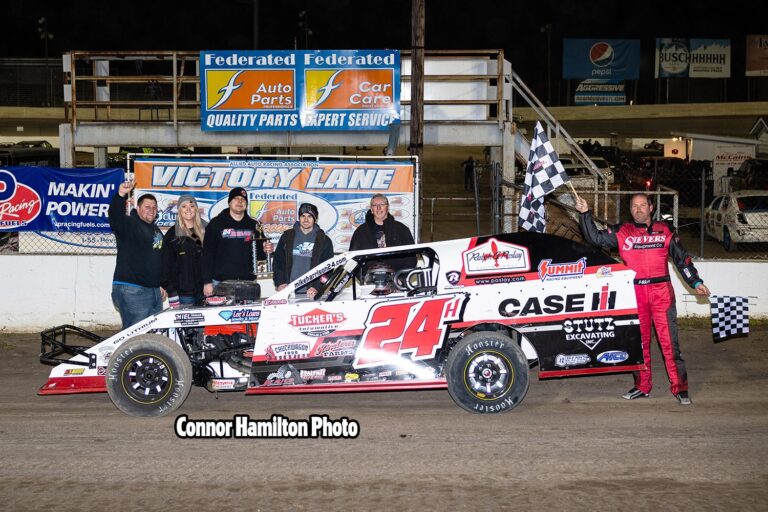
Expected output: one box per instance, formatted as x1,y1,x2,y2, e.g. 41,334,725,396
106,334,192,417
723,227,737,252
446,331,529,414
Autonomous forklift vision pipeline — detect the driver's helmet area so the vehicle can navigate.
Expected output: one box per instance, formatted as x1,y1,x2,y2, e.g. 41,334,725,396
355,247,438,298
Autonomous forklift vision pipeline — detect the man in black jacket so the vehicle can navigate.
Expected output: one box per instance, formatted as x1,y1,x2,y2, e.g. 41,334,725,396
202,187,265,296
109,179,165,329
265,203,334,298
349,194,416,274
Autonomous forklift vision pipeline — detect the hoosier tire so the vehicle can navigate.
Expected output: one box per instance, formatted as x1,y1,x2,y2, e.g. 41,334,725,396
446,331,529,414
106,334,192,417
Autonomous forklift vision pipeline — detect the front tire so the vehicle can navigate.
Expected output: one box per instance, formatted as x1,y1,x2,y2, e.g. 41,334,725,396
106,334,192,417
446,331,529,414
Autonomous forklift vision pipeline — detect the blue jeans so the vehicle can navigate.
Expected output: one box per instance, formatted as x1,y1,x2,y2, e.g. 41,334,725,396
111,283,163,330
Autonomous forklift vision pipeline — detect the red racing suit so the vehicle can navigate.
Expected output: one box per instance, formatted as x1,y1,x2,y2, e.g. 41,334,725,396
579,212,704,395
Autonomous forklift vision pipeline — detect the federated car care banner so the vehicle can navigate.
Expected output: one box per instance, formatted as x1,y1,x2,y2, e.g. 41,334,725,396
562,39,640,80
0,167,123,232
132,157,416,252
746,35,768,76
574,79,626,106
655,38,731,78
200,50,400,131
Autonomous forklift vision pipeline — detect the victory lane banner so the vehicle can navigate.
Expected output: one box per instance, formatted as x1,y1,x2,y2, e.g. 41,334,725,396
132,157,416,252
0,167,123,232
200,49,400,131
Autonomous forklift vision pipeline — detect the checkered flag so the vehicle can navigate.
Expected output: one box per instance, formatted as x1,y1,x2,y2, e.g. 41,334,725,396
518,121,569,232
710,295,749,341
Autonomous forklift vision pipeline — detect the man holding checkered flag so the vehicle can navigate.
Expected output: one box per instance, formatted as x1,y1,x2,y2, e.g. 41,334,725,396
710,295,750,341
518,121,570,232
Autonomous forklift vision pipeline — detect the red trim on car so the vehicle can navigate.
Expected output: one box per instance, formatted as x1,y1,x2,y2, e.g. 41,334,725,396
38,376,107,395
539,364,645,379
245,378,447,395
452,308,638,329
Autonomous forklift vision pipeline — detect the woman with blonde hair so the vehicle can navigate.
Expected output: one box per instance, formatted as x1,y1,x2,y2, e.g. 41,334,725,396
161,195,207,307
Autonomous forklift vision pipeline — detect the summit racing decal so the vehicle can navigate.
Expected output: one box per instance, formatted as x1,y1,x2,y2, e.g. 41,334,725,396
498,286,617,318
462,238,530,276
0,170,42,229
564,317,616,350
538,257,586,281
289,308,346,337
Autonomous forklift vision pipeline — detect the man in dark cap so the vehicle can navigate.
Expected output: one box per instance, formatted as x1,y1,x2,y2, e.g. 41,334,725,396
264,202,333,298
202,187,265,296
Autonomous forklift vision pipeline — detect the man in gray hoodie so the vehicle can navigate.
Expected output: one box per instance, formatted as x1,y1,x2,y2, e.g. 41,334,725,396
265,203,334,298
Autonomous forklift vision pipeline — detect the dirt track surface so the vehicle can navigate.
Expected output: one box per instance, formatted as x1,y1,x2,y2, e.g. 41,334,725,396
1,327,767,511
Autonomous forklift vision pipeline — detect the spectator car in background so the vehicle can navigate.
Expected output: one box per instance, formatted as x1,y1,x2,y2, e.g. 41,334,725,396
704,190,768,251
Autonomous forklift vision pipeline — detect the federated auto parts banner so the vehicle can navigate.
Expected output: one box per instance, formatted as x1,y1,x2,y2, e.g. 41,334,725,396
200,50,400,131
655,38,731,78
132,157,417,252
562,39,640,80
746,35,768,76
0,167,123,232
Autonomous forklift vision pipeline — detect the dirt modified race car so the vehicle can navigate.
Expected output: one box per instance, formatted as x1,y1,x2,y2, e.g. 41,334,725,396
40,232,644,417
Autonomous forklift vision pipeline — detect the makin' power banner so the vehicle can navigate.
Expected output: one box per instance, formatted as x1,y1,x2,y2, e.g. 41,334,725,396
132,157,416,252
200,49,400,131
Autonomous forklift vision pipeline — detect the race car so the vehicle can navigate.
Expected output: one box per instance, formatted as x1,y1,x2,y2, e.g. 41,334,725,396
39,232,644,417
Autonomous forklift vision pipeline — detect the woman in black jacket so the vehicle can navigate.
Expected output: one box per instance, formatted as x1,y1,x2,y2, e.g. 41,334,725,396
161,195,207,307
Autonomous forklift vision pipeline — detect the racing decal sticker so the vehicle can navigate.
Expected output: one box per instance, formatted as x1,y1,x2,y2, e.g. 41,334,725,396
554,353,591,367
498,286,617,318
596,266,613,278
265,343,310,361
597,350,629,364
0,170,42,229
354,294,466,368
174,312,205,326
219,309,262,322
289,308,346,337
445,271,460,285
563,317,615,350
538,257,586,281
462,238,530,276
311,337,358,358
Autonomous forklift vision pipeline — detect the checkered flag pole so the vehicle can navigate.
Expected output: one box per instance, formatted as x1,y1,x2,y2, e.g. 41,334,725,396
518,122,569,232
709,295,750,341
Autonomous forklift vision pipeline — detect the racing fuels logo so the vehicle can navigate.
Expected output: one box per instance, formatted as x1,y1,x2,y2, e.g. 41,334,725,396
555,353,591,367
538,257,586,281
563,317,615,350
590,42,614,67
597,350,628,364
0,170,42,229
206,69,295,110
219,309,262,322
289,308,346,337
304,69,394,110
462,238,530,276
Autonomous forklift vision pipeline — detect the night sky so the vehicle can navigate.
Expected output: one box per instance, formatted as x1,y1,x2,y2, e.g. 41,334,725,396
3,0,763,103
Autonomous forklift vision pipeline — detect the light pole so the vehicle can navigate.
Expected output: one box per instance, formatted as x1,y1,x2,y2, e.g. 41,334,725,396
37,17,54,107
540,23,552,106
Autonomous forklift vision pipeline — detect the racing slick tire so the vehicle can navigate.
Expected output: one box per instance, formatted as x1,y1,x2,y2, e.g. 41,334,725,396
446,331,529,414
106,334,193,417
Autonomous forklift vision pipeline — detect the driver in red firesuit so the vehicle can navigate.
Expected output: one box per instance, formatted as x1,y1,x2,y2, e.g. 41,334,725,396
575,193,710,405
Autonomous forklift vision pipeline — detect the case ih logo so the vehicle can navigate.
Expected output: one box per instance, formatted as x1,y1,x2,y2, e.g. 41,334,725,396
538,257,587,281
289,308,346,337
0,170,42,229
463,238,530,275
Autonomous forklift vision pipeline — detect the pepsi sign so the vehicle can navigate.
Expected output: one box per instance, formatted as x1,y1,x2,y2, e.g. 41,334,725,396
563,39,640,80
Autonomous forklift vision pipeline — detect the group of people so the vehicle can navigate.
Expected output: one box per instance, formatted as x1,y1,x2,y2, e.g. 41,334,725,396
109,184,414,324
109,179,708,406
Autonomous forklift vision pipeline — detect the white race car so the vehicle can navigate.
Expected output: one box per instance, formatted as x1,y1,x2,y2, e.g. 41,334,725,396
40,232,643,416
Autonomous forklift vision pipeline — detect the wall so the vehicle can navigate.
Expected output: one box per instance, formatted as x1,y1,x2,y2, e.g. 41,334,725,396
1,256,764,333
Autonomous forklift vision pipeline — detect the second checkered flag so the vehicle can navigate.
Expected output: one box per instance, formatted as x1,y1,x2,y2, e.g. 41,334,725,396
709,295,749,341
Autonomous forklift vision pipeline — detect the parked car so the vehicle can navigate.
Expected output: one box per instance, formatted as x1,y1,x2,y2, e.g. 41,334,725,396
623,156,704,205
704,190,768,251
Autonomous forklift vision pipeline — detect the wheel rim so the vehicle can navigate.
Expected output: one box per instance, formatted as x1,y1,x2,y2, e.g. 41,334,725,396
463,351,514,400
121,353,174,404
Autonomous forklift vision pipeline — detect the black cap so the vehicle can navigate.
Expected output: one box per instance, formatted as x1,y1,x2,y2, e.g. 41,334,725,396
228,187,247,204
298,203,318,220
